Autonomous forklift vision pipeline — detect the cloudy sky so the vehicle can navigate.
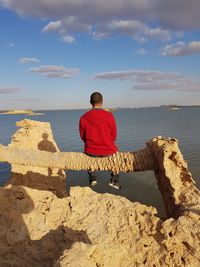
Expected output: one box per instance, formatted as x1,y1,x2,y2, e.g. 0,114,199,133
0,0,200,110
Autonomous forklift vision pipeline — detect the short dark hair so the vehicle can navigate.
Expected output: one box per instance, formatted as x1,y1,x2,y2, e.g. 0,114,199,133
90,92,103,105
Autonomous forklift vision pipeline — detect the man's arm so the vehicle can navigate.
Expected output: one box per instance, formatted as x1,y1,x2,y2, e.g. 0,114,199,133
110,114,117,141
79,117,86,142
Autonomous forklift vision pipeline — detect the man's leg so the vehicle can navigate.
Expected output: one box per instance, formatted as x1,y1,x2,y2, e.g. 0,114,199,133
109,173,121,189
88,170,97,186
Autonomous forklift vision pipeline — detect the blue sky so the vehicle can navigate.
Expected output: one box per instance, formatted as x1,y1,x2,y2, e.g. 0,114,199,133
0,0,200,110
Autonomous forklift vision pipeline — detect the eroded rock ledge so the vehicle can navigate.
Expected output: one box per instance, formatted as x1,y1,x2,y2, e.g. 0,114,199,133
0,119,199,267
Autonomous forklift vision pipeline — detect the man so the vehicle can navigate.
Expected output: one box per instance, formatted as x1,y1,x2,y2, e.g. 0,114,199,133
79,92,121,189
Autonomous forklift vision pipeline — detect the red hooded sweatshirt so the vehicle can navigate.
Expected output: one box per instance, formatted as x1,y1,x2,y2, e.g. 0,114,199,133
79,109,118,156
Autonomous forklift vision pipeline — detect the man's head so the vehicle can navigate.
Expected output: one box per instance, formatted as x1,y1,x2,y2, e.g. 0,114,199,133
90,92,103,107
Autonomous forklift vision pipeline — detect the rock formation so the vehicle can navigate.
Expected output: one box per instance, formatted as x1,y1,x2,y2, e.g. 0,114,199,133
0,119,199,266
4,119,67,197
0,109,44,115
148,138,200,218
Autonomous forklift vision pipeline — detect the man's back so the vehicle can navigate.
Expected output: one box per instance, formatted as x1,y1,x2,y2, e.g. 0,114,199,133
79,108,118,156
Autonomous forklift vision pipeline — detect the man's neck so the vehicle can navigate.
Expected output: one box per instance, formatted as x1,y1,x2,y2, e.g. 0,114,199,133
92,104,102,109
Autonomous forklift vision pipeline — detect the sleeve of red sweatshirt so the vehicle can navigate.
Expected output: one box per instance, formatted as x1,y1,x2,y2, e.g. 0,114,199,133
110,113,117,141
79,116,86,142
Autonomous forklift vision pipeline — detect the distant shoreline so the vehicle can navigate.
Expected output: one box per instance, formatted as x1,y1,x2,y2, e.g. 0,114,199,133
159,105,200,109
0,110,44,116
0,105,199,113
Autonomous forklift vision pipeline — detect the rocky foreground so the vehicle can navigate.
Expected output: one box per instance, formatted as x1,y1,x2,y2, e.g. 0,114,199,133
0,119,199,267
0,184,199,267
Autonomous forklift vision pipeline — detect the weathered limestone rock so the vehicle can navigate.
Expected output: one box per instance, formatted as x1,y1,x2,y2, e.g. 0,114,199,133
0,119,199,266
148,137,200,218
6,119,66,197
0,144,154,172
0,185,199,267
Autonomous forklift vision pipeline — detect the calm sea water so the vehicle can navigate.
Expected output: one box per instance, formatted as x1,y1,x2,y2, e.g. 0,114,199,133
0,107,199,217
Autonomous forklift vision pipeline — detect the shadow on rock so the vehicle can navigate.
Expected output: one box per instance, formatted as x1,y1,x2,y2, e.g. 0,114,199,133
8,170,67,198
38,133,57,153
0,185,91,267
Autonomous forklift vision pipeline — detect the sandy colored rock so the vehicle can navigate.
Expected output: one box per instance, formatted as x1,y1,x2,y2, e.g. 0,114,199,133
0,185,199,267
6,119,67,197
0,119,199,266
0,109,44,115
148,137,200,218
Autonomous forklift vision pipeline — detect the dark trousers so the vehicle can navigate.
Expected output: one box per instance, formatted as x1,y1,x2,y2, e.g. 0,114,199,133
86,153,119,182
88,170,119,182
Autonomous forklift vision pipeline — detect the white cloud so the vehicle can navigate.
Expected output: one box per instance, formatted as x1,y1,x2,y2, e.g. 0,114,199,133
144,28,171,42
134,37,147,44
30,65,79,79
43,17,91,34
92,20,138,40
1,0,200,31
92,31,111,40
61,16,91,33
1,0,199,43
161,41,200,56
61,35,75,44
42,17,91,43
42,20,62,32
0,87,21,94
106,19,146,35
94,70,200,92
136,48,146,55
156,0,200,30
19,57,40,64
0,0,154,19
93,19,172,42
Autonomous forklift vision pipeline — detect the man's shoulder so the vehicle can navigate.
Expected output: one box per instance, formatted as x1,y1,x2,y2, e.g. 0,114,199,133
81,109,91,117
80,110,91,121
80,109,114,119
102,109,115,117
99,109,113,115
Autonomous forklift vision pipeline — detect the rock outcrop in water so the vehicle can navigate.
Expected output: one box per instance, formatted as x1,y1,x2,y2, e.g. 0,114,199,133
0,119,199,266
0,109,44,115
